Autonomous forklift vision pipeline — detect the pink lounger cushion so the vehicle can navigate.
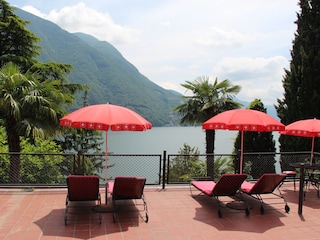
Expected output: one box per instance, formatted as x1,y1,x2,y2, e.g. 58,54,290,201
191,181,216,196
107,181,114,192
241,181,255,193
283,171,296,175
191,174,248,196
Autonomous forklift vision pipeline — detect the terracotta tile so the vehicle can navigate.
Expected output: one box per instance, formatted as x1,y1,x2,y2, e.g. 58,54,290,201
1,182,320,240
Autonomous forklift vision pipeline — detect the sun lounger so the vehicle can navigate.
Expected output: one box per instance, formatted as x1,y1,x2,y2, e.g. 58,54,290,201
65,175,102,225
190,174,249,218
241,173,290,214
108,176,148,223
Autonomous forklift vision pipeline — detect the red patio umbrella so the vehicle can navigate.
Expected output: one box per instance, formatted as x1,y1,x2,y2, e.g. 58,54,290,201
202,109,285,174
60,104,152,192
282,118,320,165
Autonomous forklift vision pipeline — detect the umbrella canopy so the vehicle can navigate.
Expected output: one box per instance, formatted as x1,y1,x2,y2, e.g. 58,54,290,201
60,104,152,188
282,118,320,164
60,104,152,131
202,109,285,174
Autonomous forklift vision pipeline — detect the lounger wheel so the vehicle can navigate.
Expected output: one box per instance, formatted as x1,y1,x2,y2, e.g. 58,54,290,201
218,209,222,218
145,213,149,223
260,206,265,215
285,204,290,213
245,207,250,216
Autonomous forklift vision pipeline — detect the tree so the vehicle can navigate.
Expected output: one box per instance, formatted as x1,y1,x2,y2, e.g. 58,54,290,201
20,137,65,184
0,0,86,108
168,143,234,182
0,126,9,183
276,0,320,158
0,0,40,70
0,126,65,184
168,143,206,182
233,99,276,178
0,62,66,182
212,156,234,181
174,76,242,179
57,91,105,176
0,1,88,183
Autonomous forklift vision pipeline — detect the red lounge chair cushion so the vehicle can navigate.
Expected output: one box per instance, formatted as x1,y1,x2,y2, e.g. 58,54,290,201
108,176,146,200
67,175,100,201
241,173,286,194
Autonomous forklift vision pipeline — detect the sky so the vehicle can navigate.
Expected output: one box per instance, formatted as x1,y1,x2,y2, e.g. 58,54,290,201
7,0,300,106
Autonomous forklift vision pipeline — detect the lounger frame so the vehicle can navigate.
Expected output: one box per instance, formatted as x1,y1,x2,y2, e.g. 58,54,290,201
190,174,249,218
241,173,290,214
108,176,148,223
65,175,102,225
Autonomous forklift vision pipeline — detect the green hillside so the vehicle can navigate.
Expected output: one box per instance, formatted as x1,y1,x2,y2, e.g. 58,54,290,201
16,9,184,126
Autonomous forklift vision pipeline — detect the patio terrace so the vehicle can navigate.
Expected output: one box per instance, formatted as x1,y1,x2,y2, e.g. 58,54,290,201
0,182,319,240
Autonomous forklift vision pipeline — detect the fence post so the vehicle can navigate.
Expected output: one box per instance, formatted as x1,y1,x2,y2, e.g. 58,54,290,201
162,150,167,189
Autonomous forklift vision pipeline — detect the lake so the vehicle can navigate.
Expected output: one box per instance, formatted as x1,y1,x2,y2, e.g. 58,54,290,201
103,127,281,183
106,126,280,154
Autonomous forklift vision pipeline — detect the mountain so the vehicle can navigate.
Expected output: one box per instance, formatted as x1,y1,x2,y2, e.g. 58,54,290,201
15,9,279,125
16,9,184,127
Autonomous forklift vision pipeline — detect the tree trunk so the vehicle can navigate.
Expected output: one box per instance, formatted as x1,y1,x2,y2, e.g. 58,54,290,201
205,130,215,179
7,124,21,183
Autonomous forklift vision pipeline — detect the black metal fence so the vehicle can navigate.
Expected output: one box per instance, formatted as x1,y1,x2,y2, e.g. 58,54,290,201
0,152,76,186
0,151,318,188
83,153,162,185
166,151,319,184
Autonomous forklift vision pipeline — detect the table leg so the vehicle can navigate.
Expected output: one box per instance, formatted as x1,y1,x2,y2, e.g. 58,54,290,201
298,164,305,215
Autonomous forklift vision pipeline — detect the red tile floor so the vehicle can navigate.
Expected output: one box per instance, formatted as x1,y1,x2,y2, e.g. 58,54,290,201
0,182,319,240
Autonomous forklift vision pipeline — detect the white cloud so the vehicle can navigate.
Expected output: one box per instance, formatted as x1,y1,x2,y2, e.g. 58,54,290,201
23,3,139,45
213,56,289,105
159,21,171,27
20,5,47,19
194,27,244,48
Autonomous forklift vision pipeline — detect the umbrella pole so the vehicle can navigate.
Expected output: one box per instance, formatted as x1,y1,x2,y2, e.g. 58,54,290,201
105,131,109,204
97,131,115,212
240,131,244,174
311,136,315,165
226,130,246,210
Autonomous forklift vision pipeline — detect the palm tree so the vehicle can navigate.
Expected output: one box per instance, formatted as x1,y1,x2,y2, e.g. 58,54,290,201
174,76,242,178
0,62,68,183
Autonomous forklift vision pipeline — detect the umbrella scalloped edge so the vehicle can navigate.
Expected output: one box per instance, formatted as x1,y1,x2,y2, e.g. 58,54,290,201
60,120,150,131
202,123,284,132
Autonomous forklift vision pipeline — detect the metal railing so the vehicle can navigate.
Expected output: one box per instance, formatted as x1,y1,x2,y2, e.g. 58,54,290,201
166,151,319,184
0,152,76,186
0,151,318,188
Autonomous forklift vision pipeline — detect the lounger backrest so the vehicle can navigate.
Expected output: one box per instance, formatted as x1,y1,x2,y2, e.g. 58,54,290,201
67,175,100,201
112,176,146,200
213,174,248,196
248,173,286,194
